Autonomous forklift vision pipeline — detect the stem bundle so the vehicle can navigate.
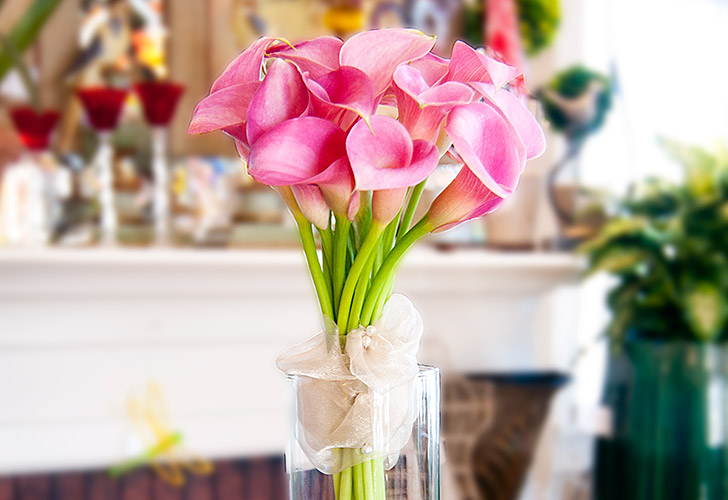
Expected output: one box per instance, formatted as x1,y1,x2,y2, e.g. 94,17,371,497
286,189,432,500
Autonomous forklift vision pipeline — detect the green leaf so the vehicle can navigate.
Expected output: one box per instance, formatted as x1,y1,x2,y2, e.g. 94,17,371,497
586,246,646,277
578,217,647,254
0,0,62,81
683,283,726,341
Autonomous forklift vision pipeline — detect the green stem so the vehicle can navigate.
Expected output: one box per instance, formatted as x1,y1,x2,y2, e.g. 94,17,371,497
355,191,372,250
336,222,385,336
334,471,341,498
295,215,334,321
339,460,353,500
373,236,384,275
397,180,427,240
380,215,399,264
363,459,375,500
333,215,351,312
354,463,365,500
318,226,334,309
347,249,377,332
361,218,431,325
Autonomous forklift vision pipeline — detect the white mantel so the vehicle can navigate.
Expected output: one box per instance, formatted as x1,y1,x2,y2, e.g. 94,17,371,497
0,248,581,474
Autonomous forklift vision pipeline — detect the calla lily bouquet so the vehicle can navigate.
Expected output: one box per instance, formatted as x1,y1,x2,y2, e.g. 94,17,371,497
190,28,544,500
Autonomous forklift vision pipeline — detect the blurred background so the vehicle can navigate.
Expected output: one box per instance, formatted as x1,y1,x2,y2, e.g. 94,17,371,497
1,0,727,499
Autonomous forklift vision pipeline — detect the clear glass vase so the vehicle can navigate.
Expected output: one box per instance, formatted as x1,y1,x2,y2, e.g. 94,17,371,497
287,365,441,500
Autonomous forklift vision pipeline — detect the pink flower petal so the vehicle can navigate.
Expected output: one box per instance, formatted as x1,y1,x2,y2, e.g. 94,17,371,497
347,116,411,189
340,28,436,96
188,81,259,134
471,82,545,160
307,66,376,128
246,59,310,145
408,53,449,86
445,102,526,198
306,156,358,218
211,37,281,92
233,137,250,162
348,115,439,190
393,66,474,141
267,36,343,80
427,165,505,232
446,41,520,88
371,188,408,225
292,184,331,229
248,117,347,185
393,65,430,97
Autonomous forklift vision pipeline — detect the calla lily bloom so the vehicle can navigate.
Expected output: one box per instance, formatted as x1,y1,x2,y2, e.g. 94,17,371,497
444,102,525,199
425,164,506,233
339,28,436,97
393,65,474,142
248,116,346,185
304,157,360,220
347,115,438,225
291,184,331,229
408,53,449,86
347,116,438,191
266,36,343,80
245,59,310,145
446,41,520,89
470,82,545,160
306,66,376,130
190,59,309,160
248,116,351,228
210,36,279,93
426,99,543,232
188,82,258,136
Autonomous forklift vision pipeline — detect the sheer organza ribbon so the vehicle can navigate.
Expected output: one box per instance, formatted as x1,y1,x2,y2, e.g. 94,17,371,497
277,294,423,474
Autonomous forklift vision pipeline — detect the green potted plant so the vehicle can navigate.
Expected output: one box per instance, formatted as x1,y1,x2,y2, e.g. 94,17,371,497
582,140,728,499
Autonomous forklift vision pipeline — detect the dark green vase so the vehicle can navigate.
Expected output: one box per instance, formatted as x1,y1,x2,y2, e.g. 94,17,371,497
594,340,728,500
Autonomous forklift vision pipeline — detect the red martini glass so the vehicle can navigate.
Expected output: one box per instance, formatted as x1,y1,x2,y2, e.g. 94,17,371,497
134,81,184,244
77,87,129,245
9,106,60,151
3,106,63,246
134,81,184,127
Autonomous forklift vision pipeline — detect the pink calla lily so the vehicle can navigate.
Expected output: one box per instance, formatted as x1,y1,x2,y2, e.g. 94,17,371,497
188,81,259,135
190,30,547,238
408,53,449,86
339,28,436,97
346,116,439,191
306,66,376,129
248,116,347,185
304,156,360,220
444,102,525,199
425,164,506,233
211,37,280,93
426,99,542,232
291,184,331,229
266,36,343,80
446,41,520,89
246,59,310,145
470,82,545,160
393,65,474,142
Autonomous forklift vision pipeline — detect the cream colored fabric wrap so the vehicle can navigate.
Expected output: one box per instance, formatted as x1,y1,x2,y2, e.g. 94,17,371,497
277,294,423,474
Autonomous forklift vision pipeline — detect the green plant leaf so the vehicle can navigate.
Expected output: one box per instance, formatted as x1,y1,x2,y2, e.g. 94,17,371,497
683,283,726,341
577,217,647,254
586,246,646,277
0,0,62,81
